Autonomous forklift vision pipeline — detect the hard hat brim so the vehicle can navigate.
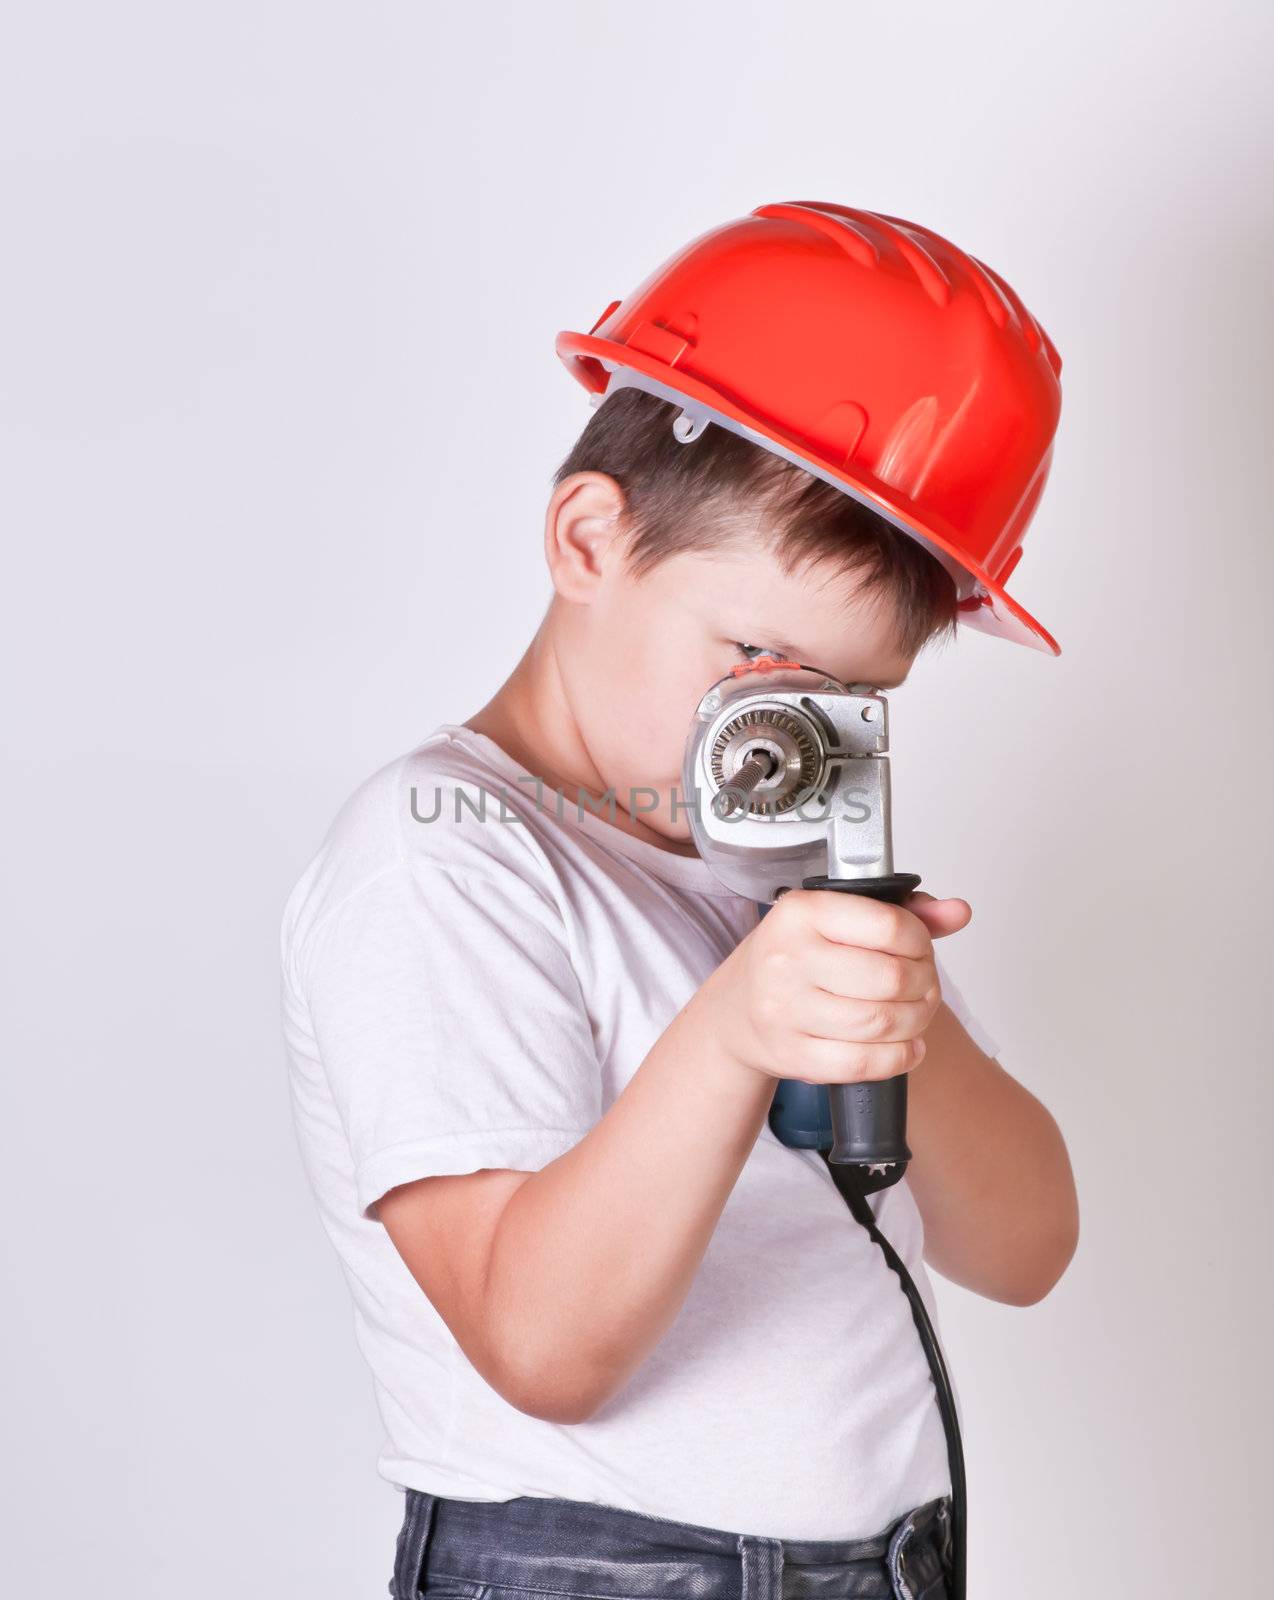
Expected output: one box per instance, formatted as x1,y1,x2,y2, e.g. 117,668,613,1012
557,329,1061,658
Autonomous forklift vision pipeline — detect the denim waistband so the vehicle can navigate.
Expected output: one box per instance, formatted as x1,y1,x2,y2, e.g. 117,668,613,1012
392,1487,952,1600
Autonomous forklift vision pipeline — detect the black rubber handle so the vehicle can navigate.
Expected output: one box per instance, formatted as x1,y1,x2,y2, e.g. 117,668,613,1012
801,871,922,1190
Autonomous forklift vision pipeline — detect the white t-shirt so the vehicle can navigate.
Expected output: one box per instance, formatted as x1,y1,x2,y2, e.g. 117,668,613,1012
280,723,1000,1541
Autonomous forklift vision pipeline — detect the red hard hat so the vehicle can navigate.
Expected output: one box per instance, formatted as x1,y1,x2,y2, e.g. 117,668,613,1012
556,200,1063,656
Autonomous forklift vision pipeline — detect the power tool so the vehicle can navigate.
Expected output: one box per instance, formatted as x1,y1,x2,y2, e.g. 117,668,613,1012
683,653,924,1183
683,652,967,1599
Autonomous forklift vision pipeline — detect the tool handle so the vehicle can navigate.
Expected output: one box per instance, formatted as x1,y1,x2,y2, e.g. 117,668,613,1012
801,871,922,1191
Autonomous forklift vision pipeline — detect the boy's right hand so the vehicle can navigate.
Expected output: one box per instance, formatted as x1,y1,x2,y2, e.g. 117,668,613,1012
697,887,971,1086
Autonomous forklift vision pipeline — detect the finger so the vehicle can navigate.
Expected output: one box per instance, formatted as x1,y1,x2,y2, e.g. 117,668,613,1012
793,987,937,1044
787,888,932,959
904,891,972,940
790,1032,925,1085
788,938,938,1004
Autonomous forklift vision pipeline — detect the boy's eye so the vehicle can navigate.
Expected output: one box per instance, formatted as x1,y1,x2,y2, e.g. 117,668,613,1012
733,642,771,660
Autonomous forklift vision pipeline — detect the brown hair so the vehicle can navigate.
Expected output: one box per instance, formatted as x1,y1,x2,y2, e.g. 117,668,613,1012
552,386,958,657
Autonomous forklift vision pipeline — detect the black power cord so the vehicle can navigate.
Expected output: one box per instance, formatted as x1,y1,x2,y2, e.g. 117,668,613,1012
818,1149,967,1600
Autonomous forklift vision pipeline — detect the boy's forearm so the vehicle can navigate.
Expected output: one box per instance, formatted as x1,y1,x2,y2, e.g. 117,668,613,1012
905,1001,1079,1306
484,983,775,1422
468,974,1077,1420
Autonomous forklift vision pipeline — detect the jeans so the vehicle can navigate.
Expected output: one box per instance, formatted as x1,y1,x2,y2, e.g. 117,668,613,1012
390,1487,953,1600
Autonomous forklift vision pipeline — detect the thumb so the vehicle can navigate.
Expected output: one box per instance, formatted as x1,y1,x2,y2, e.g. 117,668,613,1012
903,889,972,940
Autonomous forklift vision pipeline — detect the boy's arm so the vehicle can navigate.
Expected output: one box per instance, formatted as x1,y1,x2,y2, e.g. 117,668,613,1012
379,1003,773,1426
378,887,937,1426
904,997,1079,1306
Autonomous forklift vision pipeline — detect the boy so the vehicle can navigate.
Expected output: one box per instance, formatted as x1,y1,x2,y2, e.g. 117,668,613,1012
281,201,1078,1600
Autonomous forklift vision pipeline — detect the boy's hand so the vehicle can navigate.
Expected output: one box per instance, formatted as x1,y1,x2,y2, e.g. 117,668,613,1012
698,887,972,1087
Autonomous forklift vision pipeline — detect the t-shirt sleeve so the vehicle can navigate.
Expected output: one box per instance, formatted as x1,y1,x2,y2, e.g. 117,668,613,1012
301,859,603,1218
933,951,1000,1060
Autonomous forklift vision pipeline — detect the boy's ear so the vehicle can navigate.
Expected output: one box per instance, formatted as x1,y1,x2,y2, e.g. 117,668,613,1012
544,472,629,602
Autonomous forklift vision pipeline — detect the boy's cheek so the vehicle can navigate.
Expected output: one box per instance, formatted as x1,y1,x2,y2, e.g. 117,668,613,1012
584,637,724,797
609,670,686,752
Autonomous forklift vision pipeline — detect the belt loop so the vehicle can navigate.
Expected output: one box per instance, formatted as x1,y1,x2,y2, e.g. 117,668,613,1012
935,1498,953,1576
888,1499,950,1600
392,1490,441,1599
737,1533,784,1600
886,1506,920,1600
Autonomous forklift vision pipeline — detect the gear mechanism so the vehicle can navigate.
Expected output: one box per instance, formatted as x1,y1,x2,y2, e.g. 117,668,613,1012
708,706,822,816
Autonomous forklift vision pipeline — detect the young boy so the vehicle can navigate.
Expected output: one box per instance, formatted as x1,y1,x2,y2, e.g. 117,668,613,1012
281,202,1078,1600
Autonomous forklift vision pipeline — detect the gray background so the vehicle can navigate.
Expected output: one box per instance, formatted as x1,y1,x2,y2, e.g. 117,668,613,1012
3,3,1272,1595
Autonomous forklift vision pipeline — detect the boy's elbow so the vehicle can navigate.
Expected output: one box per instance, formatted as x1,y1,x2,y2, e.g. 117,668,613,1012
492,1341,616,1425
505,1383,603,1426
1001,1211,1080,1307
496,1356,611,1420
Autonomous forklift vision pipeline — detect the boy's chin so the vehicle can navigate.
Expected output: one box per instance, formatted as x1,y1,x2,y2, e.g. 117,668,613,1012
647,813,696,848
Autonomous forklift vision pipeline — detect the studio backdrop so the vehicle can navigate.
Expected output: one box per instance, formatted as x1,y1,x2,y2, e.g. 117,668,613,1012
2,4,1271,1597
